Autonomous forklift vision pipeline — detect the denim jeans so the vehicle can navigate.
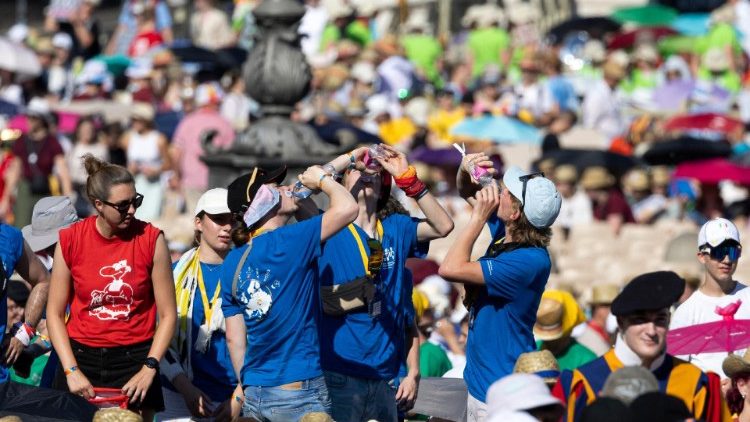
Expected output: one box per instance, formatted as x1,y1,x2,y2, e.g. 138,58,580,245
242,375,331,422
324,370,397,422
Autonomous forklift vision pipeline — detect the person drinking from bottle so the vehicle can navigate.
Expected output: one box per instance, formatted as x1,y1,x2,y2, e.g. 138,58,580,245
439,153,562,422
222,164,358,421
310,144,454,421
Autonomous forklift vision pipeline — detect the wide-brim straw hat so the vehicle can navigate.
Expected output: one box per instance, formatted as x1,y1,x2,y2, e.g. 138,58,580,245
590,284,619,306
514,350,561,385
580,166,616,190
723,348,750,378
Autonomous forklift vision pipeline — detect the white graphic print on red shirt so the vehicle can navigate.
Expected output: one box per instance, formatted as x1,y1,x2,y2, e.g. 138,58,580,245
89,260,134,321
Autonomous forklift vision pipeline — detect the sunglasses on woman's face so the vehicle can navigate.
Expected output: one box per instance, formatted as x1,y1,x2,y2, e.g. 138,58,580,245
100,193,144,216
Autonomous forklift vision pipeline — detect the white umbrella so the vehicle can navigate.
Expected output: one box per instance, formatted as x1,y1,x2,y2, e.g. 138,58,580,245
0,37,41,77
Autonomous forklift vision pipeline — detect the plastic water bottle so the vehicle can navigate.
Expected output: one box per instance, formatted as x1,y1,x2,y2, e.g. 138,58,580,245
292,181,313,199
364,144,387,171
468,162,496,187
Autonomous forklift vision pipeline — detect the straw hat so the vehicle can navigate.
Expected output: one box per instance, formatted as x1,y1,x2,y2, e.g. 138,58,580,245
580,167,615,190
583,40,606,63
93,408,143,422
508,3,540,25
590,284,619,306
131,102,155,121
534,297,565,341
723,348,750,378
651,166,671,188
625,169,650,192
554,165,578,184
603,60,627,81
703,48,730,72
513,350,561,386
632,44,659,64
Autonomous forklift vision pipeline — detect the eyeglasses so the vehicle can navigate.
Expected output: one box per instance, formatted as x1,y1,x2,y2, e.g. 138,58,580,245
367,238,384,276
701,244,742,262
519,172,545,207
100,193,144,216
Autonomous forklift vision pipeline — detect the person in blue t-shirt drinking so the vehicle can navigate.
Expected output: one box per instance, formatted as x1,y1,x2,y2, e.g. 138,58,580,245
313,144,454,421
439,154,562,422
221,164,358,422
158,188,236,420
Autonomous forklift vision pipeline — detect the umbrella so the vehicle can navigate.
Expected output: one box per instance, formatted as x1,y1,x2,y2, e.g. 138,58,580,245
0,37,41,77
664,113,743,136
674,158,750,185
607,27,677,50
611,4,678,26
451,115,542,145
310,119,382,146
534,148,641,178
409,146,463,167
641,137,732,165
658,34,700,55
546,17,621,45
668,300,750,355
93,54,131,77
670,13,710,36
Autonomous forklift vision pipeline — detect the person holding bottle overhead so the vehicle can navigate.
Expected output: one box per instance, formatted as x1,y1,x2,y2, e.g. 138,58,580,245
308,144,453,421
222,163,358,421
46,154,176,420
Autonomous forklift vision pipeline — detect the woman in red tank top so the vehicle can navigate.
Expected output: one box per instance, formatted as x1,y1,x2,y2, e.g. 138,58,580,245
46,154,176,420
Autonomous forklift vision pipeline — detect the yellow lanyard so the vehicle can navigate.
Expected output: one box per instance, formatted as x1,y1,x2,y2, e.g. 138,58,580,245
347,220,383,277
196,263,221,324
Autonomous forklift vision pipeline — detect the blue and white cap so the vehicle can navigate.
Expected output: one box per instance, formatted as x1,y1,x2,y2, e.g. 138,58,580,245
502,166,562,229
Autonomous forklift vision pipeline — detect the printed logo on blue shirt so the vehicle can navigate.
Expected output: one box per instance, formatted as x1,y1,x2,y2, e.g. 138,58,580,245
238,267,280,321
486,261,494,275
382,247,396,270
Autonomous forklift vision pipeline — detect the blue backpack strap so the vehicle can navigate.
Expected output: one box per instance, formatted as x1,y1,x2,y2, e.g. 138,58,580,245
232,240,253,301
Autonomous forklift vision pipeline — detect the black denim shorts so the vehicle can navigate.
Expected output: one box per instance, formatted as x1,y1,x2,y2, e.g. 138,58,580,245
53,339,164,412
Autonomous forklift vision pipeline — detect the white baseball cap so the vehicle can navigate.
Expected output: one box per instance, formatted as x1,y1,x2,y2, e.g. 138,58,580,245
503,166,562,229
487,373,563,415
698,218,740,248
52,32,73,50
194,188,231,217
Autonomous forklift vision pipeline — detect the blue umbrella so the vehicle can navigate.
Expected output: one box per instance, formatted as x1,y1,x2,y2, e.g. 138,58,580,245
451,115,542,145
671,13,710,37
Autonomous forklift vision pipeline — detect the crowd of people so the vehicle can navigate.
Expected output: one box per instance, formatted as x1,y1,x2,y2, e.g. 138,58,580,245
0,0,749,421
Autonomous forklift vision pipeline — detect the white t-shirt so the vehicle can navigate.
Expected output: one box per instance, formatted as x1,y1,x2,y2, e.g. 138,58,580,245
670,283,750,377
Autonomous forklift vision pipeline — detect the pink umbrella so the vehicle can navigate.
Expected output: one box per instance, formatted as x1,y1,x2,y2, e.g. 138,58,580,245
664,113,743,136
673,158,750,186
668,300,750,354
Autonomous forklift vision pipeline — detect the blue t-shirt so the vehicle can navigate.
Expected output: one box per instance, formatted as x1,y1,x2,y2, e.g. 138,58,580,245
546,75,579,113
190,262,236,402
464,216,551,403
0,225,25,383
221,216,323,387
318,214,427,380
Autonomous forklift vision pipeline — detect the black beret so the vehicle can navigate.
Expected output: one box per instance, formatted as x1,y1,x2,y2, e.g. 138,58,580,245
611,271,684,316
227,166,287,215
629,392,691,422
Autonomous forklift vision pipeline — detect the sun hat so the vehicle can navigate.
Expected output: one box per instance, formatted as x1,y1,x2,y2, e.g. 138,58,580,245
502,166,562,229
486,373,563,415
513,350,561,386
52,32,73,50
698,218,740,249
580,167,615,190
583,40,606,63
651,166,671,187
25,97,52,118
22,196,79,252
534,290,585,341
632,44,659,63
194,188,231,217
553,165,578,184
603,60,627,81
601,366,659,405
486,410,538,422
130,102,155,121
227,166,287,216
723,347,750,378
351,61,376,84
412,289,430,319
590,284,619,306
7,24,28,44
625,169,650,192
611,271,684,317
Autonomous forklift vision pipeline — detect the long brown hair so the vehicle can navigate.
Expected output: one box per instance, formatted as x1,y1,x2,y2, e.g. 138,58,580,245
727,374,750,415
83,154,134,204
506,196,552,247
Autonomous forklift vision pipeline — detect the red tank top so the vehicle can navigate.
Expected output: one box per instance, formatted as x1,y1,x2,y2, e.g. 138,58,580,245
60,216,162,347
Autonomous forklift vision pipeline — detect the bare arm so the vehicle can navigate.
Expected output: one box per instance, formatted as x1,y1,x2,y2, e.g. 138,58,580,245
297,166,358,243
54,154,73,196
0,157,20,220
225,314,246,383
158,134,172,172
439,186,500,285
396,322,420,411
47,244,95,398
104,24,125,55
15,240,50,327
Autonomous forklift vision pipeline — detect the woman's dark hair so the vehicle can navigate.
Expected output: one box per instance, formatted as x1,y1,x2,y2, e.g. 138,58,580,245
231,217,251,247
377,197,409,220
83,154,134,204
727,374,750,415
507,195,552,247
74,116,98,144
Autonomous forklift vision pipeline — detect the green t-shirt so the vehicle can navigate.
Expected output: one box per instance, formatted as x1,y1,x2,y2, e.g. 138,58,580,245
420,342,453,378
320,21,371,50
621,69,659,93
401,34,443,85
537,339,597,371
696,23,742,56
697,68,742,93
468,28,511,76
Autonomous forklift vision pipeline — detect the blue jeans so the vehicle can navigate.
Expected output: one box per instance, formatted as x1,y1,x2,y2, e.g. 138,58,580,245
324,371,397,422
242,375,331,422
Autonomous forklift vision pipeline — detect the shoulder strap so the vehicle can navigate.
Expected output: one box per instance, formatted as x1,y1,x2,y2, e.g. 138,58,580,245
232,239,253,300
347,224,370,277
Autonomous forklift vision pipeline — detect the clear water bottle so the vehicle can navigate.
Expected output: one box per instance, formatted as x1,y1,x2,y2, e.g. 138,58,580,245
468,162,496,187
364,144,387,171
292,182,312,199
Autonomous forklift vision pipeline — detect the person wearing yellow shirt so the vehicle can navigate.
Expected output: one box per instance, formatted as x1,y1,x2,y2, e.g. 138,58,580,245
427,90,465,145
